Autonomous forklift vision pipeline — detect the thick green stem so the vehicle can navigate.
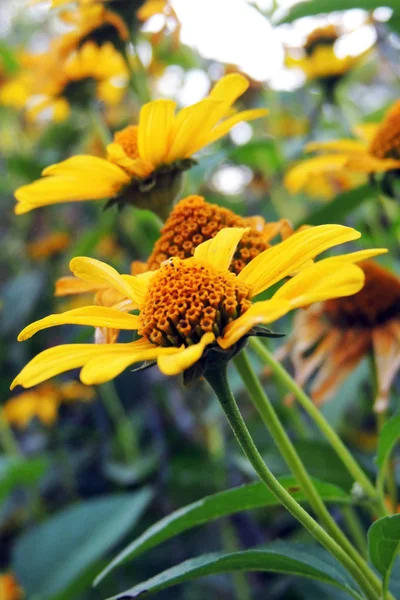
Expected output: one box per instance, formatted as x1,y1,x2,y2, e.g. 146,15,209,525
249,338,385,512
342,507,368,559
0,409,22,457
234,351,382,597
205,364,378,600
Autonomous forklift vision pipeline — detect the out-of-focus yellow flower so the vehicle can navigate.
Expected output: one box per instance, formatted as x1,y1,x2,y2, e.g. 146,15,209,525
0,573,23,600
276,260,399,412
137,0,180,48
285,24,370,86
15,74,268,218
11,225,385,388
285,100,400,196
3,381,95,428
27,232,70,260
286,161,366,201
26,41,129,123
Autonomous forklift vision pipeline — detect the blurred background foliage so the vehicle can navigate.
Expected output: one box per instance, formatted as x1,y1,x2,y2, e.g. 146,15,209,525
0,1,400,599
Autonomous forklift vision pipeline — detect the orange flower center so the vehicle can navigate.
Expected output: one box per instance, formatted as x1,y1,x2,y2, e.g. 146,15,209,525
138,258,252,347
146,195,273,274
324,261,400,328
369,100,400,160
113,125,140,159
304,25,338,55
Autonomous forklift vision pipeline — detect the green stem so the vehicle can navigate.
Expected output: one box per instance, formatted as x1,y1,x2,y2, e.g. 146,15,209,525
0,409,22,457
341,507,368,559
205,364,377,600
88,106,112,148
98,381,138,464
234,351,381,597
249,338,386,513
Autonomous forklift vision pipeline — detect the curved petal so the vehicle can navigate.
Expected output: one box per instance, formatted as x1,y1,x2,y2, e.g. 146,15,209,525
208,74,249,107
306,140,368,154
157,332,215,375
195,108,268,152
69,257,140,304
55,276,108,296
138,99,176,165
272,262,365,308
218,300,291,350
17,306,140,341
345,155,400,173
194,227,249,271
319,248,388,265
237,224,361,298
284,155,349,194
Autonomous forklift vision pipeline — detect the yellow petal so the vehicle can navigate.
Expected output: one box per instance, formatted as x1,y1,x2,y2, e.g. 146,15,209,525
15,156,129,214
218,300,290,350
319,248,388,265
284,155,349,194
208,74,249,106
273,262,365,308
345,155,400,173
17,306,140,341
69,257,139,303
193,227,249,270
306,140,368,154
157,332,215,376
121,271,154,306
138,99,176,165
353,123,380,144
238,224,361,297
55,276,108,297
80,339,179,384
194,108,268,153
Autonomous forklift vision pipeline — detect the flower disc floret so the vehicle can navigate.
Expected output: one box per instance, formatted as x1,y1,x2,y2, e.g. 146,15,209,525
113,126,140,160
139,258,252,347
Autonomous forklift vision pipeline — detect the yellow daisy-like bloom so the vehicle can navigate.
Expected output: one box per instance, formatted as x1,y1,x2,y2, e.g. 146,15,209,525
3,382,95,428
285,100,400,196
286,24,369,87
14,74,268,217
0,574,23,600
277,260,400,413
11,225,386,388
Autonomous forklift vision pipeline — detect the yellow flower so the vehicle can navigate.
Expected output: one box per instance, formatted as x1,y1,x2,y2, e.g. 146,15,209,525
285,100,400,196
3,381,94,428
26,41,128,123
286,162,366,201
27,232,70,260
11,226,386,388
276,260,400,413
14,74,268,217
0,574,23,600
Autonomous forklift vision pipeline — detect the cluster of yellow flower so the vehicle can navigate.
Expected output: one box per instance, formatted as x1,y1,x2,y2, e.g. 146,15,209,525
5,13,400,427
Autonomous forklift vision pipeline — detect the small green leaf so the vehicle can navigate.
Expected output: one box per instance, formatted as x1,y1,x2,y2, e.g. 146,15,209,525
276,0,400,24
13,489,153,599
95,476,351,585
299,184,374,227
107,543,361,599
368,514,400,598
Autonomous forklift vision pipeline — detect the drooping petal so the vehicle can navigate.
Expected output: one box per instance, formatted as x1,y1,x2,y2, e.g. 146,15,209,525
138,99,176,165
238,224,361,298
157,332,215,375
306,140,368,154
55,276,108,296
284,155,349,194
69,257,140,304
272,262,365,308
17,306,140,341
15,156,130,214
218,300,291,350
193,227,248,271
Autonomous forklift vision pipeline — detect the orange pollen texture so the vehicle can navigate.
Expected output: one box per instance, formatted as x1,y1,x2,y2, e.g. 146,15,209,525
113,125,140,159
146,195,272,274
138,258,252,348
304,24,339,55
369,100,400,160
324,260,400,328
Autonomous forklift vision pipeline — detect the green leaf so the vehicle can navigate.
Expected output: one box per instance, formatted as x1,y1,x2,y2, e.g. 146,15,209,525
95,476,351,585
277,1,400,24
13,489,153,599
229,138,284,174
299,184,375,227
0,456,49,504
106,543,361,599
368,515,400,598
1,271,45,334
376,412,400,470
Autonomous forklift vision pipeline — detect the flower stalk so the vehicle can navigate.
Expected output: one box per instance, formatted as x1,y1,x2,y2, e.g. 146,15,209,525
205,362,378,600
